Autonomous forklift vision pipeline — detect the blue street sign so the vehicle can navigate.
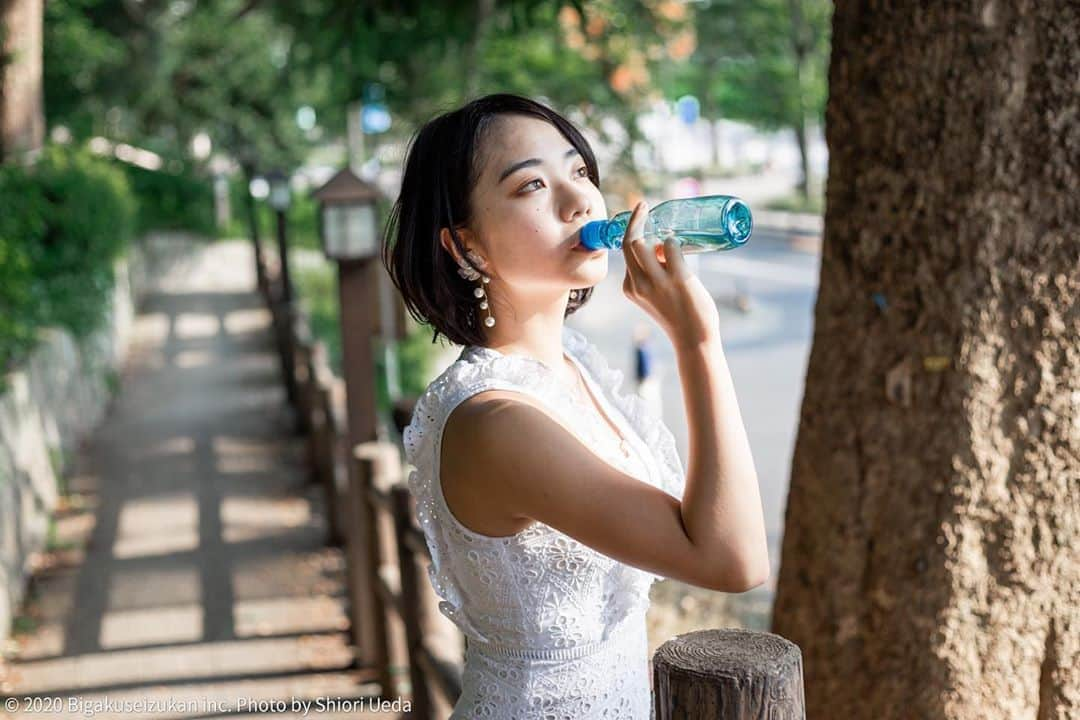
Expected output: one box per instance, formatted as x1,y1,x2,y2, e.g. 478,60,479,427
676,95,700,125
361,103,391,134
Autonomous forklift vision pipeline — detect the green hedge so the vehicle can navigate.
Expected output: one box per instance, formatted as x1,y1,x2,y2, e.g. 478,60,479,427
0,145,220,375
0,146,136,373
120,161,215,236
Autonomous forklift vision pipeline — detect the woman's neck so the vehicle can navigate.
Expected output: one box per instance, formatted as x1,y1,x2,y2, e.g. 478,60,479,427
483,331,574,386
476,291,576,383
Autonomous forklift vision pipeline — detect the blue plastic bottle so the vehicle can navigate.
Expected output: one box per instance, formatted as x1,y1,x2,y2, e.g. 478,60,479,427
579,195,752,254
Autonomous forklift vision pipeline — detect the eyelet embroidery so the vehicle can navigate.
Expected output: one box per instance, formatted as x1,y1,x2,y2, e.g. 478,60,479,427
403,326,683,718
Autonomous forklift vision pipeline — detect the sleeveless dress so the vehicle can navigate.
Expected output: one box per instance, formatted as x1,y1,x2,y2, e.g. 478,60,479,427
403,325,686,719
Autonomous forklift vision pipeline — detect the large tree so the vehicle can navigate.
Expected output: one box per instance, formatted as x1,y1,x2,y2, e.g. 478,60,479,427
771,2,1078,719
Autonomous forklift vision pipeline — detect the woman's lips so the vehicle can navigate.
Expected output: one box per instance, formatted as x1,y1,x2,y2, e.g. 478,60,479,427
571,239,603,253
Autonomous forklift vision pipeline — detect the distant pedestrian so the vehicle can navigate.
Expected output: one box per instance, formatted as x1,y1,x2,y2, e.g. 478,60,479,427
633,323,663,417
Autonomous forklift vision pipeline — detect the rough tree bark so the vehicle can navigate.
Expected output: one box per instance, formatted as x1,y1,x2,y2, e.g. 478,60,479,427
771,2,1078,720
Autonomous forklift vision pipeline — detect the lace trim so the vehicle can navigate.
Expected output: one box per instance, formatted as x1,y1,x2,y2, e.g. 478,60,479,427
561,326,686,502
474,610,641,661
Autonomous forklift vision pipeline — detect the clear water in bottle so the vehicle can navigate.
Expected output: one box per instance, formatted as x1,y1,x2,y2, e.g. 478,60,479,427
578,195,753,255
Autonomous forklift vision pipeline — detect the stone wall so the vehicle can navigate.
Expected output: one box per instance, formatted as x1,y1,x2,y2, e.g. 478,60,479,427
0,232,205,645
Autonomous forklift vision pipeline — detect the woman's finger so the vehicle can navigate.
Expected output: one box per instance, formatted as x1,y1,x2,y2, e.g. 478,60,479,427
662,236,691,279
634,227,665,281
622,201,649,275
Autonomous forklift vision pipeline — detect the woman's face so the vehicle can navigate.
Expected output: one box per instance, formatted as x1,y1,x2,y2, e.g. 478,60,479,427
463,114,609,301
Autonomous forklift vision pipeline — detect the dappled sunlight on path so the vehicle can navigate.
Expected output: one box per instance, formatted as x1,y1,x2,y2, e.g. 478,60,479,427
1,241,397,719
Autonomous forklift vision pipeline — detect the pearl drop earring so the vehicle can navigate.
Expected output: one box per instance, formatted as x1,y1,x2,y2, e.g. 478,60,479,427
456,250,495,328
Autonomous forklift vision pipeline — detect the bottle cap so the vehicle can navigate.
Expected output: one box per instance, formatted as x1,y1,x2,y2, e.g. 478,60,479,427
579,220,610,251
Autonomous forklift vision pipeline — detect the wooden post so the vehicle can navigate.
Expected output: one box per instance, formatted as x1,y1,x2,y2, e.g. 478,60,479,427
274,207,294,306
353,441,397,698
311,377,342,545
294,341,314,465
391,484,432,719
280,297,299,410
652,628,805,719
337,256,381,669
267,281,297,411
291,319,313,435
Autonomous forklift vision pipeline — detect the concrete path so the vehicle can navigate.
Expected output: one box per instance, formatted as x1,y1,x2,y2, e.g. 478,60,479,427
0,240,400,719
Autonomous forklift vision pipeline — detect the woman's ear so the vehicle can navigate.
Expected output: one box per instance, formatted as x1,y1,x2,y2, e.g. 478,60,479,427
439,226,485,268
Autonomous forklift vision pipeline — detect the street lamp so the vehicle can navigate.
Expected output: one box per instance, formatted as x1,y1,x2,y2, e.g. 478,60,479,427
312,166,400,682
267,170,292,212
247,175,270,293
313,168,379,260
312,167,385,446
265,169,294,305
313,167,404,399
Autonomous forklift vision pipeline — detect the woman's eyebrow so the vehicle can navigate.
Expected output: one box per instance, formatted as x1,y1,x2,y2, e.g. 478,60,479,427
497,147,581,184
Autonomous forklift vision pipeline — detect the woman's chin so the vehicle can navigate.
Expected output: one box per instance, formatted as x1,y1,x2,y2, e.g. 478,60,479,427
573,258,608,285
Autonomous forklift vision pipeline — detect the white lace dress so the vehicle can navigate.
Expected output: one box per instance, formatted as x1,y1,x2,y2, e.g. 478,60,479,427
403,325,686,719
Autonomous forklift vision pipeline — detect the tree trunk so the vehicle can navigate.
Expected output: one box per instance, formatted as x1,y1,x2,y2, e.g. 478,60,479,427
1,0,45,162
462,0,495,99
771,3,1078,720
787,0,811,200
711,119,723,171
792,115,810,200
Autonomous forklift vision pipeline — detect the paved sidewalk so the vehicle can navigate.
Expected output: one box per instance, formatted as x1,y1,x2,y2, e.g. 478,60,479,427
0,241,399,719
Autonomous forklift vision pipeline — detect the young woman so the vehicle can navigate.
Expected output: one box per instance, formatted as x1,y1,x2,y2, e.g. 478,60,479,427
384,93,768,719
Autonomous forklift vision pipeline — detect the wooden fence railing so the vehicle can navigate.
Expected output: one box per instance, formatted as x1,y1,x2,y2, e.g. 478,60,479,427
259,270,805,720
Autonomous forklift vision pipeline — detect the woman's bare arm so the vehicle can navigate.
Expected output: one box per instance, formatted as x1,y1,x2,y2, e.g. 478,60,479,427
442,376,767,593
675,337,769,588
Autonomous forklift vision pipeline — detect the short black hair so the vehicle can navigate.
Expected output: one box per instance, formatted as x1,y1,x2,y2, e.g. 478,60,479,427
382,93,600,348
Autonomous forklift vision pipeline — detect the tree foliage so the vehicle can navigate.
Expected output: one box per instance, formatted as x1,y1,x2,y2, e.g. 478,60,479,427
44,0,318,169
659,0,831,193
41,0,829,193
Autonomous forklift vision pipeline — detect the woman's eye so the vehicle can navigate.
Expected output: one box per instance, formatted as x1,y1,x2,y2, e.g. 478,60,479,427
519,167,587,194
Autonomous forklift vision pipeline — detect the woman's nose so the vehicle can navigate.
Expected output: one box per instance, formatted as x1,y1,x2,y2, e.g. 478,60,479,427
560,183,593,222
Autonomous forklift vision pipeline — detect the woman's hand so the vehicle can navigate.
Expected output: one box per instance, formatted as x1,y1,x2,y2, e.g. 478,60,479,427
621,201,722,350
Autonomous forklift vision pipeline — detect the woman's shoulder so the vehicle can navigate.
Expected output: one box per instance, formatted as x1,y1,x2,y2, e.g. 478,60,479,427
416,325,590,404
403,338,568,467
